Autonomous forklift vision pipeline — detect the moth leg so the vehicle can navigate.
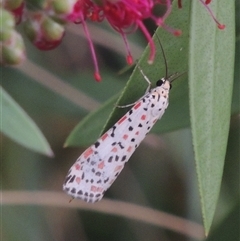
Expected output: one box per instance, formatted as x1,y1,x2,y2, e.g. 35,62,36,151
117,101,138,108
117,66,152,108
137,66,152,93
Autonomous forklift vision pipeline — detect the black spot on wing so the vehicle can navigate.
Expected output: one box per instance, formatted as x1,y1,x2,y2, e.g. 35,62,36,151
104,178,109,183
71,188,76,194
94,141,100,148
96,171,101,176
69,175,76,183
64,175,72,184
77,190,83,195
90,160,96,165
64,187,70,192
110,125,117,137
121,155,127,162
118,142,124,149
108,156,113,162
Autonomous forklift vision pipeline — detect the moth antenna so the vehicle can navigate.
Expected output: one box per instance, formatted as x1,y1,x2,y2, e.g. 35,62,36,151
169,71,187,83
155,34,168,79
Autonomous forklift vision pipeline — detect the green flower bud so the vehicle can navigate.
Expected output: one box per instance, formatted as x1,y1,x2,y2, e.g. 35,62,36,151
0,8,15,41
24,12,65,50
52,0,78,14
4,0,24,10
42,16,65,42
1,30,26,65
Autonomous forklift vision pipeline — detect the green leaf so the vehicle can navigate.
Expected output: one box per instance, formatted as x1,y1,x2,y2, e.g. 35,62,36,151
1,86,53,156
189,0,235,235
64,94,119,147
206,202,240,241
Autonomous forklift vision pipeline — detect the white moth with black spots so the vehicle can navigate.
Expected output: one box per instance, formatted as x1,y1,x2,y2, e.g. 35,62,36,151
63,70,174,203
63,36,184,203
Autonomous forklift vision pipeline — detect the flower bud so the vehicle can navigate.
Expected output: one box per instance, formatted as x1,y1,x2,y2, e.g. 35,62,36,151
24,12,65,50
3,0,25,24
0,8,15,41
52,0,78,15
1,30,26,65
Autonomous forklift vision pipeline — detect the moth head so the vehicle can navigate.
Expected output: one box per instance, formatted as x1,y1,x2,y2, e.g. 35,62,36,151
156,78,172,90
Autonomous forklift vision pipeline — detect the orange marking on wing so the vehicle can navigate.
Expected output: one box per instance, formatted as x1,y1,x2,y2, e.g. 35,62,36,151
134,102,141,109
75,163,81,170
135,131,139,135
98,161,105,169
123,134,128,140
111,147,118,152
91,185,103,192
127,146,133,152
91,186,97,192
118,115,127,125
141,114,146,120
101,133,108,141
83,147,93,158
76,177,81,184
114,165,123,172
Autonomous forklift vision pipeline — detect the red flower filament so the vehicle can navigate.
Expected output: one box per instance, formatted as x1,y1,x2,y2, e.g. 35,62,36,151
67,0,180,81
62,0,225,81
199,0,225,30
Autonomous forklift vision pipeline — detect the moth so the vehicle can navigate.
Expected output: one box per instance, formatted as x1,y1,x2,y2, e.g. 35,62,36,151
63,37,183,202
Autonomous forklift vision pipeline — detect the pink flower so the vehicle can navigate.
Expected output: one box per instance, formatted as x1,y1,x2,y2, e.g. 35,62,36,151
65,0,180,81
65,0,104,81
6,0,225,81
199,0,225,29
102,0,181,65
178,0,225,30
